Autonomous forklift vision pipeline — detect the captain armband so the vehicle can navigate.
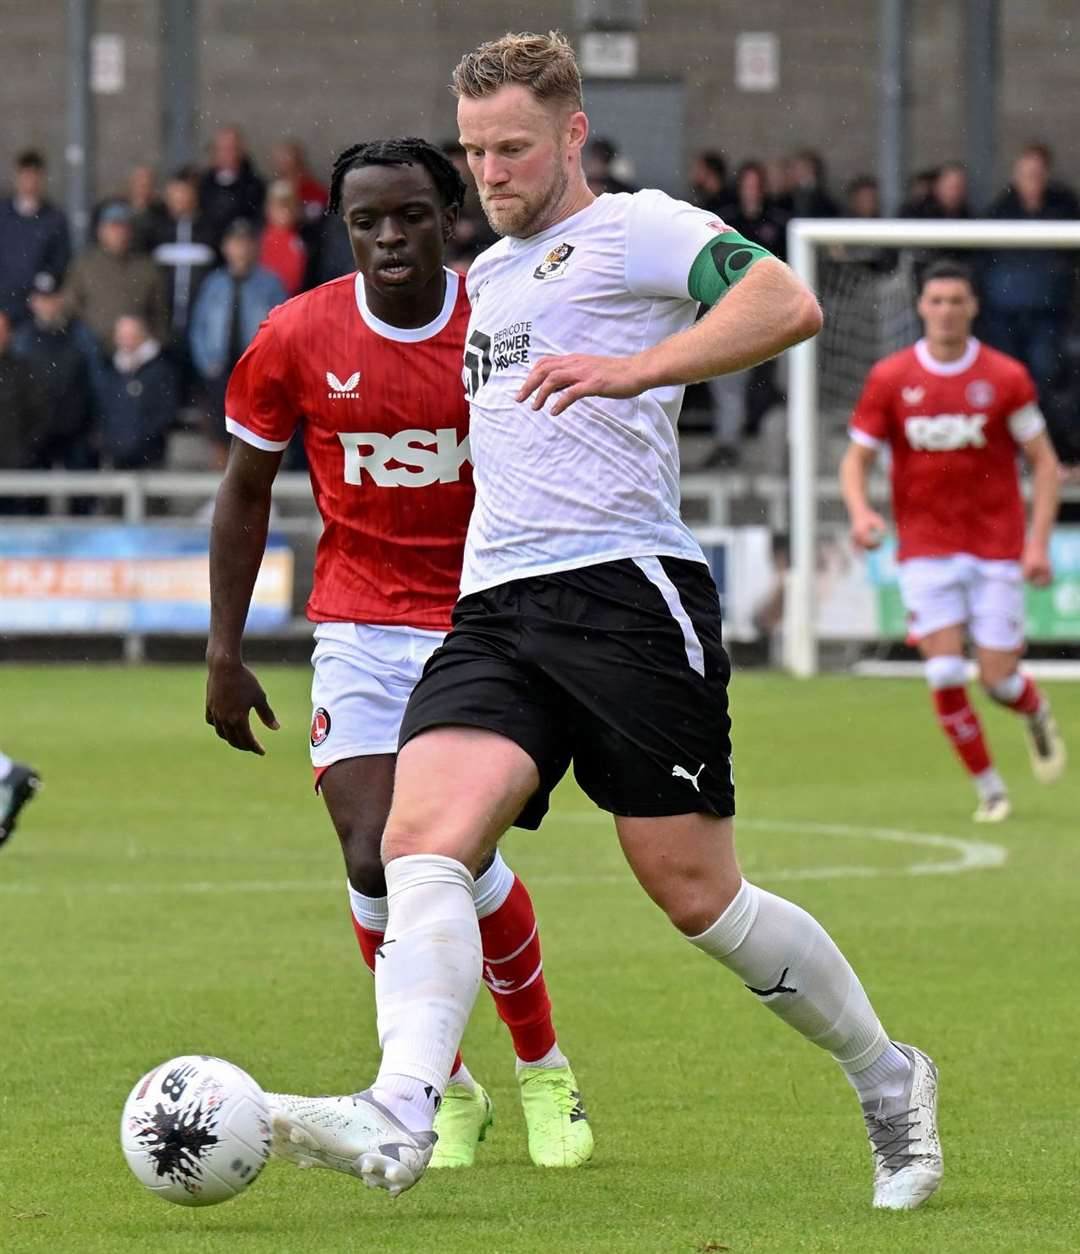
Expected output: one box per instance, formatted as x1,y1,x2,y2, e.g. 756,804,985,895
687,231,775,307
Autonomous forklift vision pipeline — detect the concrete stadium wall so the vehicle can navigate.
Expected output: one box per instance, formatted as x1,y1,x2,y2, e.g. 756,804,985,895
1,0,1076,206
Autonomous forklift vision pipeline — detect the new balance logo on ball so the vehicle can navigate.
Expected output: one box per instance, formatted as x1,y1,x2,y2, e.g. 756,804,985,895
905,413,988,451
338,429,471,487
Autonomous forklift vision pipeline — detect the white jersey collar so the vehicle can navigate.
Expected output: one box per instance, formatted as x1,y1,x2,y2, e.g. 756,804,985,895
914,336,979,376
353,267,459,343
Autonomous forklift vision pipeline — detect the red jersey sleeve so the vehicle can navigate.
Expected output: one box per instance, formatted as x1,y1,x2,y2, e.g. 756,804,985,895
849,362,892,448
224,317,298,451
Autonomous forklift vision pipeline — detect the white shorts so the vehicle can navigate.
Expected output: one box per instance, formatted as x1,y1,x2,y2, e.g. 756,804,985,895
309,621,445,773
898,555,1024,651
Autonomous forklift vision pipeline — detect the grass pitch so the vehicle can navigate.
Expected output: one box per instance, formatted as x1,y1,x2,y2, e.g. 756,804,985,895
1,665,1077,1253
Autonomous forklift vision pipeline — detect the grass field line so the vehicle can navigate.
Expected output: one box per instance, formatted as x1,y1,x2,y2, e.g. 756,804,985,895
0,817,1006,896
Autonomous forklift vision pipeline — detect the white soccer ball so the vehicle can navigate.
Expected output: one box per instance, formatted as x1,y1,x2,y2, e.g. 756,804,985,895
120,1055,272,1207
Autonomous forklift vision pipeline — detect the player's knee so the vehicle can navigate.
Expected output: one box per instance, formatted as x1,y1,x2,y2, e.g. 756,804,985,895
924,654,967,690
646,864,742,936
983,670,1023,702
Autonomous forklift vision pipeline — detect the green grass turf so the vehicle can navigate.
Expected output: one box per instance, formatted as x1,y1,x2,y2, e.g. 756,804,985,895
1,665,1078,1253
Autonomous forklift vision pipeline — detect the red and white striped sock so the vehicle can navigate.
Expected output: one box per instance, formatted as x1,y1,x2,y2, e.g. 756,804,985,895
474,854,562,1066
988,671,1043,717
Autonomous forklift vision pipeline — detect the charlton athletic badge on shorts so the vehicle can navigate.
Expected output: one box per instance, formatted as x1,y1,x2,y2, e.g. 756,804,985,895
533,242,575,281
310,707,331,748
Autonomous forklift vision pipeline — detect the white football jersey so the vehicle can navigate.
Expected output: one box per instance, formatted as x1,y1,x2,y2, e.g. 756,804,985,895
460,189,730,596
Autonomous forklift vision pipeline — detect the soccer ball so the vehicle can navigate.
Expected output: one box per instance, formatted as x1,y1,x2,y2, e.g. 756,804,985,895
120,1055,272,1206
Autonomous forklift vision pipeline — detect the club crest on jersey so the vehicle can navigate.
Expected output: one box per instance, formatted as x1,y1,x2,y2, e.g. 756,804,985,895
966,379,995,407
533,242,574,281
901,385,925,405
326,370,361,399
310,707,331,747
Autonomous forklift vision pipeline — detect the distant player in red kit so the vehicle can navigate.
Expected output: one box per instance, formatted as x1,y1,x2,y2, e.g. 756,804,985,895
841,260,1066,821
204,138,592,1169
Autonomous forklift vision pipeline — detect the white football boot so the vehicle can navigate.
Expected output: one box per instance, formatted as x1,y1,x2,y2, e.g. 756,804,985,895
267,1090,436,1197
861,1042,943,1210
973,792,1010,823
1024,703,1066,784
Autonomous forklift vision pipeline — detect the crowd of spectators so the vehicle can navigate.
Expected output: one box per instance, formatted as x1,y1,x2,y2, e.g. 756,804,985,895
0,128,1078,510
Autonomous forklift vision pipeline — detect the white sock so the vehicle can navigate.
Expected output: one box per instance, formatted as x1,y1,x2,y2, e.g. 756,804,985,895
0,752,12,780
690,880,889,1075
975,766,1006,801
346,879,388,933
448,1059,478,1093
846,1040,912,1100
472,848,515,917
372,855,482,1129
515,1042,568,1074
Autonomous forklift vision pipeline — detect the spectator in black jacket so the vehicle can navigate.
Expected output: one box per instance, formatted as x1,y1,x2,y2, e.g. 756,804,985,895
94,314,178,470
0,310,48,511
11,274,99,507
983,142,1080,462
0,150,71,324
198,126,266,247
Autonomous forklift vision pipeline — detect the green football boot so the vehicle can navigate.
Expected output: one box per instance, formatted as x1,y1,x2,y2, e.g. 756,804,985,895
517,1065,594,1168
429,1082,494,1168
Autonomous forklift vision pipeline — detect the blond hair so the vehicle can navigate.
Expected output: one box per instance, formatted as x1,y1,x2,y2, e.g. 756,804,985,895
451,30,583,112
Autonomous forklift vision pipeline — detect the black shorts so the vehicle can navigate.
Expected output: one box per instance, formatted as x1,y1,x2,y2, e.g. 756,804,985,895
398,556,734,829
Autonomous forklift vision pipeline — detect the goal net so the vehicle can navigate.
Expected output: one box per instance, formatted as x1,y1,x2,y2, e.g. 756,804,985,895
784,218,1080,676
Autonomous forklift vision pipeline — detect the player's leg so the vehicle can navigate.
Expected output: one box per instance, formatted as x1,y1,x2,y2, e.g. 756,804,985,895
902,557,1006,820
0,749,41,849
615,811,941,1210
559,556,939,1209
972,562,1066,785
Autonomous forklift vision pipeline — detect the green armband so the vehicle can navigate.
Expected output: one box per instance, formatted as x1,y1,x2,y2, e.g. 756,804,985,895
687,231,774,306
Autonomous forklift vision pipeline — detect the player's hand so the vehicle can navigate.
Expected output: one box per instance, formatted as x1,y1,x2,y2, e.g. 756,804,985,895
516,353,646,416
205,660,280,755
850,510,888,550
1022,540,1053,587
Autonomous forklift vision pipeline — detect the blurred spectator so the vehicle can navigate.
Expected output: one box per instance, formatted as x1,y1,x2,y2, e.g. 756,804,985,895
904,161,971,219
270,139,328,223
303,213,357,287
0,150,71,324
440,140,497,273
834,176,896,273
702,162,788,467
688,150,731,216
764,158,790,206
94,314,178,470
11,273,99,500
127,164,169,252
62,200,168,351
198,126,266,247
189,219,285,468
0,310,48,509
260,180,308,297
783,149,838,217
584,137,636,196
149,166,218,390
900,167,941,215
844,175,880,218
983,142,1080,461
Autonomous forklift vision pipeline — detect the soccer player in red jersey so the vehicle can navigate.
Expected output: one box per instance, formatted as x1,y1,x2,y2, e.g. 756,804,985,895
842,260,1066,821
204,138,592,1169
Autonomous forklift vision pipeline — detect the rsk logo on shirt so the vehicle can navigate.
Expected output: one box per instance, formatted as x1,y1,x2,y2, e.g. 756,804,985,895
338,429,471,487
326,370,361,399
905,413,988,451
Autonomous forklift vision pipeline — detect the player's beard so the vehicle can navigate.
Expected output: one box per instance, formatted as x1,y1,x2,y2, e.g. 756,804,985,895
482,161,569,239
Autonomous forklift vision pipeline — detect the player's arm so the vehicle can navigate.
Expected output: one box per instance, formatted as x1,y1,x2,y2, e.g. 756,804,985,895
1019,429,1060,586
204,438,283,755
840,440,887,549
517,193,821,414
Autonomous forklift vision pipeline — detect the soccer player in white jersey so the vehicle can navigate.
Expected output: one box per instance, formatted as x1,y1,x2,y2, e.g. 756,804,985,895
269,32,943,1211
841,260,1065,821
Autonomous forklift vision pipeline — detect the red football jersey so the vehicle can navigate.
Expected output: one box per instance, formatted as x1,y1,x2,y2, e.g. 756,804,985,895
225,269,473,628
850,338,1043,561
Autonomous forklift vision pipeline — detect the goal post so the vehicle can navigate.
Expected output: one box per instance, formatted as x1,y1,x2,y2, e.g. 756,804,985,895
785,217,1080,677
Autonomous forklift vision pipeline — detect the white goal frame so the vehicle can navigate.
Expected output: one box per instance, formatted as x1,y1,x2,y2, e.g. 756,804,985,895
786,217,1080,677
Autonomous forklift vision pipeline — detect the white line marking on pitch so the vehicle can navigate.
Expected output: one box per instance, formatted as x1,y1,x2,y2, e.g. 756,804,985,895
0,816,1006,896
